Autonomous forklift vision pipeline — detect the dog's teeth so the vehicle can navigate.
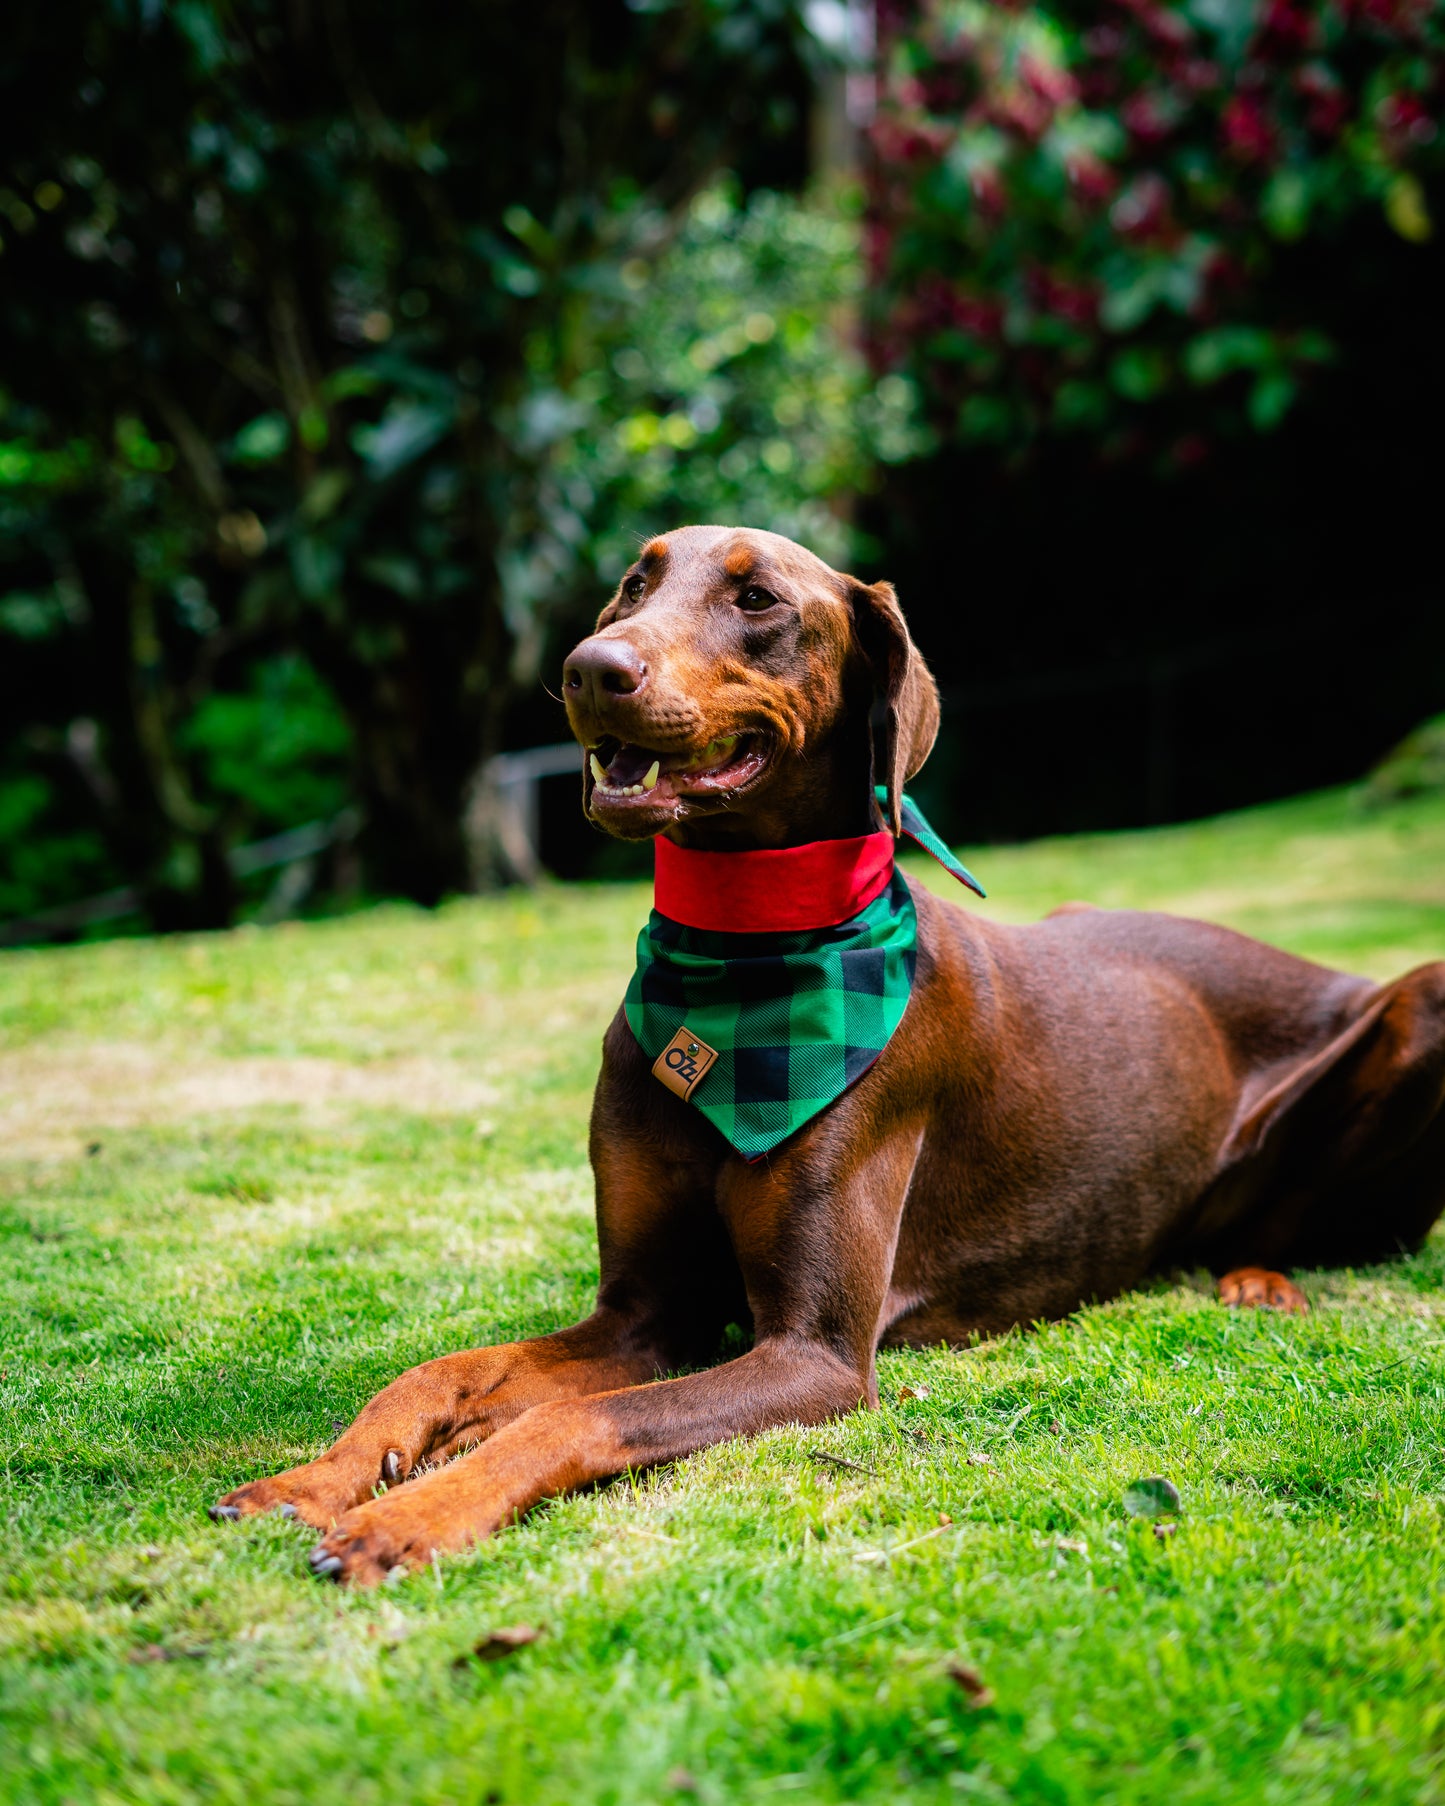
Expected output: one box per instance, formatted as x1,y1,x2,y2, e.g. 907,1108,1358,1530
642,761,660,791
589,754,607,784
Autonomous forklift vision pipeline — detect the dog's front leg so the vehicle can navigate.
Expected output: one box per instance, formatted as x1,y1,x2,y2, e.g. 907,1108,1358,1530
304,1339,865,1582
209,1311,667,1529
212,1076,736,1532
305,1123,921,1583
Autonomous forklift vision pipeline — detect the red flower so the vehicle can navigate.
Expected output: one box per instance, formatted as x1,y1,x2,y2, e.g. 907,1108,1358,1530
948,290,1006,338
1221,94,1276,161
914,276,1005,340
1256,1,1318,56
1019,53,1079,108
1376,90,1439,153
1028,266,1100,325
1296,61,1350,135
989,85,1055,140
1122,90,1179,146
864,221,895,283
1066,150,1119,203
868,115,951,165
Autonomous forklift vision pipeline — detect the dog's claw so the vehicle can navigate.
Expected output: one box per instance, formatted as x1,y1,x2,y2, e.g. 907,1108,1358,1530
278,1502,297,1518
309,1549,344,1577
382,1450,404,1486
209,1503,241,1521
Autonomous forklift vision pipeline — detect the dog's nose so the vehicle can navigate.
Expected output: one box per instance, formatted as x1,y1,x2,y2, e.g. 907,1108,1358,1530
563,638,649,707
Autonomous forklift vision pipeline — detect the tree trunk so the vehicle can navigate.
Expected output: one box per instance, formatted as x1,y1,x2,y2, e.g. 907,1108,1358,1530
303,554,510,906
71,544,239,932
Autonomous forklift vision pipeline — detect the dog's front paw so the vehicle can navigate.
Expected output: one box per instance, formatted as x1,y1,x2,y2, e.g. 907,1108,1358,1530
306,1495,439,1587
210,1450,400,1531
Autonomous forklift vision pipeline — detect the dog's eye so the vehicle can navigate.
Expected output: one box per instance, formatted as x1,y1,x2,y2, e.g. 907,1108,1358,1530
623,575,645,601
738,586,776,612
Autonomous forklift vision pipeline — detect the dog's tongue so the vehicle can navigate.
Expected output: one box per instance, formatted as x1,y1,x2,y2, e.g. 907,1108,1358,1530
598,736,742,789
604,744,657,788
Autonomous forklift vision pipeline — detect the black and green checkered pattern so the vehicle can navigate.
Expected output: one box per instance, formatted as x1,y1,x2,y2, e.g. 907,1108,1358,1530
624,867,918,1161
896,792,986,897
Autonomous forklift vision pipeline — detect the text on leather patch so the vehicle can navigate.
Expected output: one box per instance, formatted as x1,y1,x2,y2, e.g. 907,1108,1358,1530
652,1027,719,1100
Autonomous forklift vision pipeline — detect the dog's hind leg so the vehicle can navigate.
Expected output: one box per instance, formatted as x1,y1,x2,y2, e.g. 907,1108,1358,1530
1201,960,1445,1282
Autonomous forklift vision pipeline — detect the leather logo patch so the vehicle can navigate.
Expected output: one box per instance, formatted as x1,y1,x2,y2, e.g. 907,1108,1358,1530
652,1026,719,1101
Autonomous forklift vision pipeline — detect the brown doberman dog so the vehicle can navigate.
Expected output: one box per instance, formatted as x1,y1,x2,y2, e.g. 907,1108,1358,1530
212,525,1445,1585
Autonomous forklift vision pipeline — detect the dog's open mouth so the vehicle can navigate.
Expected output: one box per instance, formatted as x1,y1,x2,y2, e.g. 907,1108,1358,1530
587,733,770,806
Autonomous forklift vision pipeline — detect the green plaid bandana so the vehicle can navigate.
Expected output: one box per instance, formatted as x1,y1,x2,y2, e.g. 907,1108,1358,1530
623,793,982,1161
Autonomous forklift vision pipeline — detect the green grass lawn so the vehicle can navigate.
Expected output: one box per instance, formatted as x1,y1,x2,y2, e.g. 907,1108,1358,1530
3,783,1444,1806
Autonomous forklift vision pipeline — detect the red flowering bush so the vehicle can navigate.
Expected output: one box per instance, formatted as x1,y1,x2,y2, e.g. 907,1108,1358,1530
867,0,1444,461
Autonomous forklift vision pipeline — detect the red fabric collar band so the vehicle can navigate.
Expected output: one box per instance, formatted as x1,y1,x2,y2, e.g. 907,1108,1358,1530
653,830,895,933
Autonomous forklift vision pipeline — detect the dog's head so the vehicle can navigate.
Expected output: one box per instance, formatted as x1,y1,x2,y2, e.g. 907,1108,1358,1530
562,525,938,847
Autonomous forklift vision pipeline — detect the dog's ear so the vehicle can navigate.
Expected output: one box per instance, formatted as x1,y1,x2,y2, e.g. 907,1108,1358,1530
848,578,940,836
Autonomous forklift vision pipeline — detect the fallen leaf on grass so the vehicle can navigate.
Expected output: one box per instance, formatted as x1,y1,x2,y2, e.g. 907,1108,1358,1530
967,1452,993,1468
898,1384,931,1402
1153,1522,1178,1541
946,1661,995,1708
454,1624,544,1666
1055,1537,1087,1556
938,1512,953,1526
1123,1476,1181,1518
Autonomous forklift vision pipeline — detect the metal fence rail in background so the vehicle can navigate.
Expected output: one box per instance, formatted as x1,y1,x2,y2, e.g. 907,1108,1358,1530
467,742,582,888
0,808,366,949
0,746,587,948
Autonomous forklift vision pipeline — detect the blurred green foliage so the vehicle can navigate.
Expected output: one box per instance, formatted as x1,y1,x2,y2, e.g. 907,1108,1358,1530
0,0,833,928
0,158,897,925
868,0,1445,461
2,0,1440,935
179,656,354,832
502,180,927,636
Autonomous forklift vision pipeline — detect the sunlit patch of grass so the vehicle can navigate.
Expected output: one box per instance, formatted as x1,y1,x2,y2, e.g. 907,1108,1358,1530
917,783,1445,984
1,783,1443,1804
